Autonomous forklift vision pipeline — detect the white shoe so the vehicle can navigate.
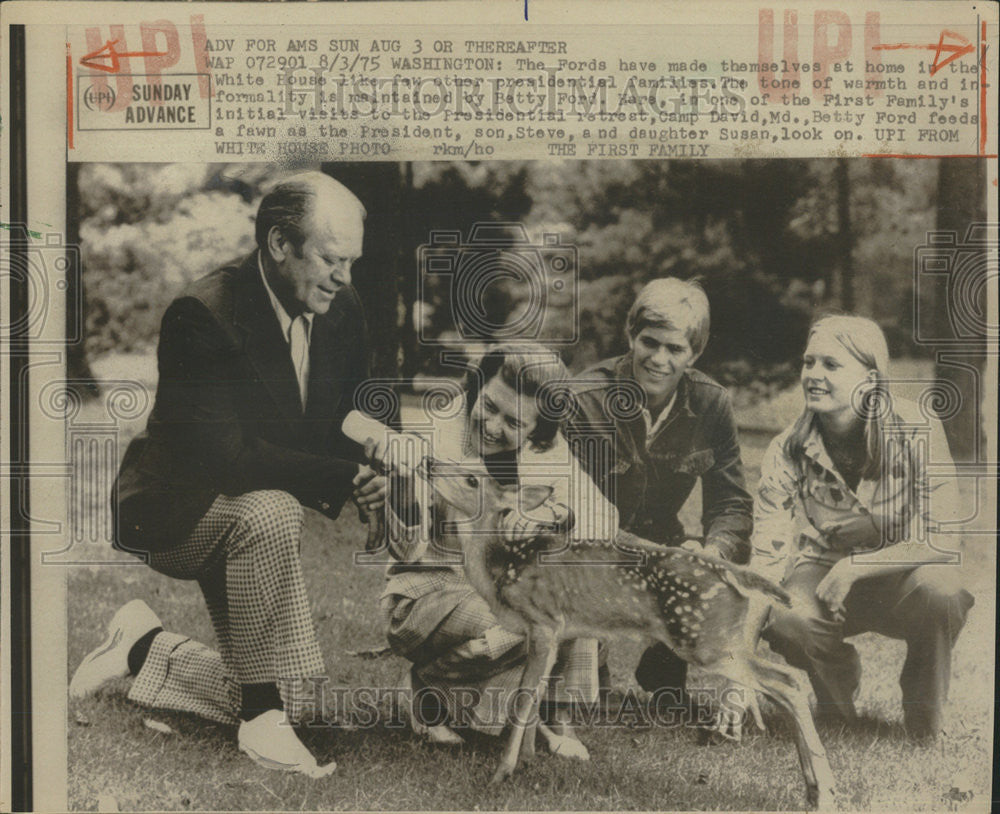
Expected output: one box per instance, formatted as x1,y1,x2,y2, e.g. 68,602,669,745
539,721,590,761
399,669,463,746
238,710,336,778
425,723,465,746
69,599,162,699
546,733,590,760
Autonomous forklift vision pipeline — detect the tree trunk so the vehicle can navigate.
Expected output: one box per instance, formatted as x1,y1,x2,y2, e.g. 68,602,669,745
398,162,419,384
65,163,100,399
320,162,403,383
835,158,854,312
933,158,987,463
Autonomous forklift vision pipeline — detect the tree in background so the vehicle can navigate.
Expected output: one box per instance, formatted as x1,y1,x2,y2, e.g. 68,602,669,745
75,159,944,399
401,162,535,378
932,159,988,463
320,161,407,380
77,163,267,361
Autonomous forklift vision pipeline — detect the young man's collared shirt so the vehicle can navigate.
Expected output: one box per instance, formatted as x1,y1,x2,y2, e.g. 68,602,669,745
750,397,962,582
642,392,677,449
569,354,752,562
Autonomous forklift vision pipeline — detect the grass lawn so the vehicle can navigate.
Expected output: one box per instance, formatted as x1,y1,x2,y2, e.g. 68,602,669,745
66,354,994,811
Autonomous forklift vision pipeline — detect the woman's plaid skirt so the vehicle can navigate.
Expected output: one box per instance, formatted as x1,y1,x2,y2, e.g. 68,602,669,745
382,568,600,734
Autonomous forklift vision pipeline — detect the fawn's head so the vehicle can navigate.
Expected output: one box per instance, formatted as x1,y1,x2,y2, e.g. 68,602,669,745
418,457,554,533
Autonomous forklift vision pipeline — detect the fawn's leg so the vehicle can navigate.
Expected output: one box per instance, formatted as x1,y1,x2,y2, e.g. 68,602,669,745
522,712,539,763
747,654,837,810
492,626,559,783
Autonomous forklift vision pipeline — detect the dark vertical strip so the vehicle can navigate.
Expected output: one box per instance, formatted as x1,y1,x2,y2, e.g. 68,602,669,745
8,23,33,813
65,164,98,393
934,159,987,464
319,161,403,385
834,158,853,312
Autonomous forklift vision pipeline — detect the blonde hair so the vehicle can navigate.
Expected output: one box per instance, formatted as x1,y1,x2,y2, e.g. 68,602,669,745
626,278,710,356
785,314,893,481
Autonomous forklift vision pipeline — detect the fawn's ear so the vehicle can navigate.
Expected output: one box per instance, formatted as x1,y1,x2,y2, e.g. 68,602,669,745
515,484,554,512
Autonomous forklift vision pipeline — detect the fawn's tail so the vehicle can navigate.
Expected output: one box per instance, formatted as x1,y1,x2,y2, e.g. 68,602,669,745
719,565,792,607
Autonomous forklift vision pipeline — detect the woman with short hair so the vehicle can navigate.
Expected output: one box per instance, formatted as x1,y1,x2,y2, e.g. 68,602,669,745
379,343,618,752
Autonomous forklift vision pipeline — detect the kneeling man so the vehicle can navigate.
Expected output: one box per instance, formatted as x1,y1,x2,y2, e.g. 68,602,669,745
70,172,383,775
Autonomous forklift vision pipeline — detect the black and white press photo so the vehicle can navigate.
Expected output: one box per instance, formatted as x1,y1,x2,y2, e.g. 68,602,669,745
59,157,993,811
3,2,996,811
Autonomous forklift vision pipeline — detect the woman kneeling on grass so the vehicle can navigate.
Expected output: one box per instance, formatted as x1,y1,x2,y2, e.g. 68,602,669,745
376,343,618,753
750,315,974,739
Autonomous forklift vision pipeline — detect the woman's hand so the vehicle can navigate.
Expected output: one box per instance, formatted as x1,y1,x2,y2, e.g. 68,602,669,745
342,411,428,475
815,558,857,621
370,432,430,475
817,513,882,552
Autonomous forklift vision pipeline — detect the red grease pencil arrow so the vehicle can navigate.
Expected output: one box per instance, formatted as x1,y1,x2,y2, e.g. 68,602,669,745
79,39,170,73
873,29,976,76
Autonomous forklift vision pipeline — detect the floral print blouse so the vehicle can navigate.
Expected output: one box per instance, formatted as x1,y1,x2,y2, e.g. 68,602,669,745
750,397,962,582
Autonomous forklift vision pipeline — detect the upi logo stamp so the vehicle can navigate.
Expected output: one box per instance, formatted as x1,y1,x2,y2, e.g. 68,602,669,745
78,73,212,130
82,83,117,112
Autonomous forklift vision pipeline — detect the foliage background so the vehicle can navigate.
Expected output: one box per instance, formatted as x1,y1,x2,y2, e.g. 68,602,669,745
74,158,941,394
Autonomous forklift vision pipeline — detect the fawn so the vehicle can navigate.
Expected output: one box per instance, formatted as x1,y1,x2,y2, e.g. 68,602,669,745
418,455,837,809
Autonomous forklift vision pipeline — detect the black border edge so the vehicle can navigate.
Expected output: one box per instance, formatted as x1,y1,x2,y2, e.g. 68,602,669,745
9,21,33,814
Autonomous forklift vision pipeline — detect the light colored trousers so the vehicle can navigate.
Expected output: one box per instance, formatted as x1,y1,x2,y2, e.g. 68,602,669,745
764,559,974,737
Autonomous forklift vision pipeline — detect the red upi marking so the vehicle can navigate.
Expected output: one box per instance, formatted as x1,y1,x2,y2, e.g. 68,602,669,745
873,29,975,75
66,43,74,150
981,21,988,155
79,39,170,73
864,24,991,160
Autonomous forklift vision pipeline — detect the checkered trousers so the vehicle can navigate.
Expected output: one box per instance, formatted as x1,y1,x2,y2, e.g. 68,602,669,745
128,490,326,724
382,572,600,734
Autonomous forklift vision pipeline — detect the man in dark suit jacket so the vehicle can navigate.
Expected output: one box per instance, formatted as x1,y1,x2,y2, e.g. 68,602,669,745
69,172,382,777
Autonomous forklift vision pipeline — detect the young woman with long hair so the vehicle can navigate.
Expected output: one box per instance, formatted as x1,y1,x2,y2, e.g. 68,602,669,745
750,315,974,739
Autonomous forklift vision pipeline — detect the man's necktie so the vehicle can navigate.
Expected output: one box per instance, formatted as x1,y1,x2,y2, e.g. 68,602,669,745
289,315,309,410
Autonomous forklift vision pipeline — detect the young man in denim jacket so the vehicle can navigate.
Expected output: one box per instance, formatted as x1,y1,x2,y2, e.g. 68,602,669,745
568,278,753,705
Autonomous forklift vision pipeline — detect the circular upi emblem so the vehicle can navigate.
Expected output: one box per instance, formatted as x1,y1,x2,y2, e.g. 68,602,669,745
82,83,117,112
